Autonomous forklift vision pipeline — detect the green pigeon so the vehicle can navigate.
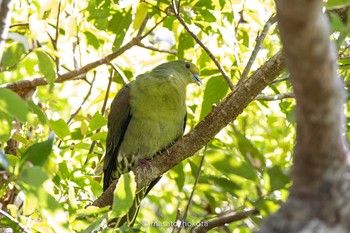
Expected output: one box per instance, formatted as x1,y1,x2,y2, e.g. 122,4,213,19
103,60,201,227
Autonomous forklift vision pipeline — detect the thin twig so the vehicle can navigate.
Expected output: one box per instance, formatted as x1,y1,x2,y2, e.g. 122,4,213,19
172,0,179,15
237,14,277,86
67,74,96,125
109,63,128,85
9,23,29,28
171,208,181,233
0,209,31,233
54,1,62,73
144,0,167,14
86,69,114,163
101,69,114,116
136,14,149,37
140,16,167,39
269,75,289,84
0,0,14,62
177,147,206,233
192,209,259,233
57,74,95,147
172,2,234,90
255,92,294,101
138,41,177,55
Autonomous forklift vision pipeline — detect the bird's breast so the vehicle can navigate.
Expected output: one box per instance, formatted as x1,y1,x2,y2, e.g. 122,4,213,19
119,87,187,161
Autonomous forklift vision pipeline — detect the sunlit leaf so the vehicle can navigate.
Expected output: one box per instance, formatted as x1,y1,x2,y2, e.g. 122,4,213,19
88,112,107,131
21,133,54,167
0,88,31,122
200,75,229,120
36,50,56,90
0,42,26,69
49,119,70,140
111,172,136,218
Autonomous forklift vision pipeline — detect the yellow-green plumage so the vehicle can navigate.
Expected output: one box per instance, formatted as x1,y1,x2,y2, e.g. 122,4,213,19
103,60,201,227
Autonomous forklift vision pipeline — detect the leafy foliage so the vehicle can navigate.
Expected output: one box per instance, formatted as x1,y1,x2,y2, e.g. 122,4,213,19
0,0,348,232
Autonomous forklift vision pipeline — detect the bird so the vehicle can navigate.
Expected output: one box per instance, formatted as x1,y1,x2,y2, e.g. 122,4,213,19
103,60,201,227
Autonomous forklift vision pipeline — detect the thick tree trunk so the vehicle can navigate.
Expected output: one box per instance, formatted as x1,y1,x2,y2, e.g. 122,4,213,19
257,1,350,232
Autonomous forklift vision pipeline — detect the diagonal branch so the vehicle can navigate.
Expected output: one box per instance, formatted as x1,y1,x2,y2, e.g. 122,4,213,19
171,1,234,90
3,37,141,92
192,209,260,233
237,14,277,86
93,50,285,208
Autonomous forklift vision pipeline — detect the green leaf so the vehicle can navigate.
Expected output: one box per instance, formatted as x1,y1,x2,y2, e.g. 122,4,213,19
0,42,26,69
111,10,132,50
133,2,148,31
111,172,136,218
49,119,70,140
178,31,194,60
171,162,185,191
19,166,49,188
326,0,350,9
90,131,107,141
200,75,229,120
77,206,110,217
267,166,290,191
0,88,31,122
88,112,107,131
78,214,108,233
235,131,265,167
205,176,240,196
27,100,47,124
84,31,100,49
21,133,54,167
0,112,12,142
36,50,56,90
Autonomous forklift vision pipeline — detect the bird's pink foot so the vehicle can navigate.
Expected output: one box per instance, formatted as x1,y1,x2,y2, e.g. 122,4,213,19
137,158,152,170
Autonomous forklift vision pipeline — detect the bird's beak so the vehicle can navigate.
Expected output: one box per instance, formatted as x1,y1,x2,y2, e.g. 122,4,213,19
192,73,202,86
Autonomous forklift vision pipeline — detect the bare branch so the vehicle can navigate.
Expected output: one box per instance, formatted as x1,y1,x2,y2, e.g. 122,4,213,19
177,148,206,233
137,41,177,55
255,92,294,101
0,209,31,233
109,63,128,85
192,209,259,233
237,14,277,86
171,1,234,90
0,0,14,61
3,37,141,92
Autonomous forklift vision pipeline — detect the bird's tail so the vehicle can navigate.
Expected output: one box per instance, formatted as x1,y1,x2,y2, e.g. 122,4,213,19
108,176,161,228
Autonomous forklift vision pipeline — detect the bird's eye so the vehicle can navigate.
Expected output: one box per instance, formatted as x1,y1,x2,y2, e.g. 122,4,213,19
185,63,190,69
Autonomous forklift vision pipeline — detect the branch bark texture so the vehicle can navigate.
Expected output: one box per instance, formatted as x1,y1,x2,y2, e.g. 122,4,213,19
257,1,350,232
93,51,285,207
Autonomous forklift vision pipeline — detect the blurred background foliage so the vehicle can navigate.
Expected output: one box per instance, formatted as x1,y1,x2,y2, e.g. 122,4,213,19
0,0,349,232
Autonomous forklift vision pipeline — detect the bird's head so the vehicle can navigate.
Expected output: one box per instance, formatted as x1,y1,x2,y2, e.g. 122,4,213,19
154,60,202,86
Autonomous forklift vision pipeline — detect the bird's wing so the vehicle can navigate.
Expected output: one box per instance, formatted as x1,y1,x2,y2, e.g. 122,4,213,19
103,84,132,191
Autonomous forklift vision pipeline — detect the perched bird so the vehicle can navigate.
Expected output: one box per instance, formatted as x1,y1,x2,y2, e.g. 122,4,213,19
103,60,201,227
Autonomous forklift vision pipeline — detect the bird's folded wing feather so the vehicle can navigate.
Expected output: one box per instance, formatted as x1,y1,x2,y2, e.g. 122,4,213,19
103,84,132,191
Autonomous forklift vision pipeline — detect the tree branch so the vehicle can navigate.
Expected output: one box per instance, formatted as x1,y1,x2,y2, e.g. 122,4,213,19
237,14,277,86
192,209,260,233
92,50,285,208
255,92,294,101
171,2,234,90
3,37,141,92
0,0,14,62
257,1,349,232
137,41,177,55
